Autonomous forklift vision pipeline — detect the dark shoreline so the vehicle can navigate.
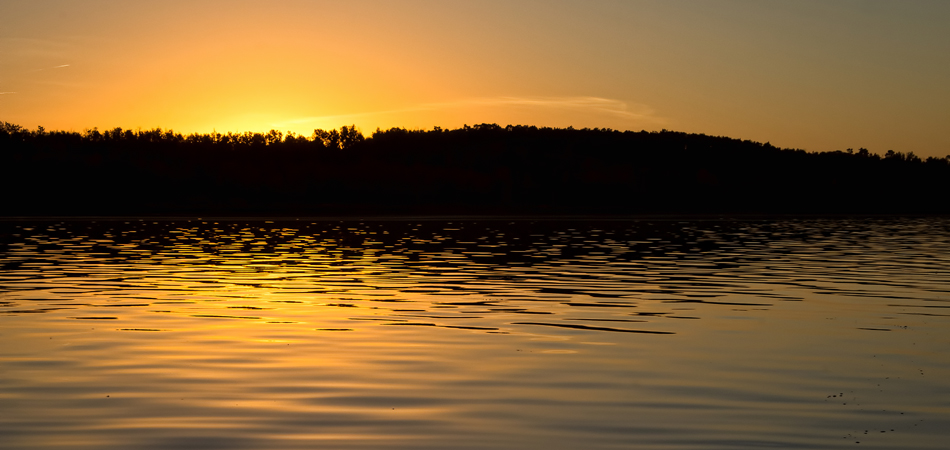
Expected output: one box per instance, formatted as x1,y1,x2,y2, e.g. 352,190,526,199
5,123,949,217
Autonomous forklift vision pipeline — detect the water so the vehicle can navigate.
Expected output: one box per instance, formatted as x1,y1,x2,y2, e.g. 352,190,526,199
1,217,949,449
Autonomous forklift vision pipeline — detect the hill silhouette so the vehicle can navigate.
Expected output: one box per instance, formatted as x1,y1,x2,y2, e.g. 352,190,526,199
2,122,949,216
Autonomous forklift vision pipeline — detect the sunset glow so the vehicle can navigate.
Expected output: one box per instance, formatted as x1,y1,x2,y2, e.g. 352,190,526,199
4,4,950,446
2,0,949,156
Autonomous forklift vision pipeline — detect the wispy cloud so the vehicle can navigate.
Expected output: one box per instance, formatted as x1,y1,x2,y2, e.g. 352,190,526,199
477,96,658,122
2,63,74,93
275,96,664,129
29,63,71,73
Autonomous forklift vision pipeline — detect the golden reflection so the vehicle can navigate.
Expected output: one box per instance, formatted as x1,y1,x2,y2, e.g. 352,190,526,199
1,219,950,449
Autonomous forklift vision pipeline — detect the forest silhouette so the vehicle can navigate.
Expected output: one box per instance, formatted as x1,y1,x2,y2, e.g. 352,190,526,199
2,121,949,216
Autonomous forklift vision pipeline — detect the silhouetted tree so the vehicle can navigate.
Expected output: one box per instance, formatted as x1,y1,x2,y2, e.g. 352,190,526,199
339,125,364,149
2,121,949,216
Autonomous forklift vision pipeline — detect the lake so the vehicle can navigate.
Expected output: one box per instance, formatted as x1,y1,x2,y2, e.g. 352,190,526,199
1,217,949,449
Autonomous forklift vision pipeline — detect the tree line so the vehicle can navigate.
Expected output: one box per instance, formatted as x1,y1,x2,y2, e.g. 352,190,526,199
2,121,949,216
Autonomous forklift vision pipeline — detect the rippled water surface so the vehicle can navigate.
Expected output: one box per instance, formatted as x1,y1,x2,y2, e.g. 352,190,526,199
2,217,950,449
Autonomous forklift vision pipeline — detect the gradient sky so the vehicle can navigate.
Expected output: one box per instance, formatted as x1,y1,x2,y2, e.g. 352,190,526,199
1,0,948,156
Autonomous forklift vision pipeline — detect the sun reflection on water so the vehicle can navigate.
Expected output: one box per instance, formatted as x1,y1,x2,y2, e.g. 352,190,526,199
1,218,950,449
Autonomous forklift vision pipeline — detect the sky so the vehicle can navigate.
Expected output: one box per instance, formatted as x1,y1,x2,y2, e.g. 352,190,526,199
1,0,948,156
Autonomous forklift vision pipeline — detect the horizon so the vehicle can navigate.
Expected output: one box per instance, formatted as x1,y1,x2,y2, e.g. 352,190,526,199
0,120,923,157
2,1,949,157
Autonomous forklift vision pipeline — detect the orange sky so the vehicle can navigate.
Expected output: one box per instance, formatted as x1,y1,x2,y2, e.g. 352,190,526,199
1,0,949,156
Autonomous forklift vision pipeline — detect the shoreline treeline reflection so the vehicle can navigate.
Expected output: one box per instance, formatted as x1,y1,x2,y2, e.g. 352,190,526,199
2,122,949,216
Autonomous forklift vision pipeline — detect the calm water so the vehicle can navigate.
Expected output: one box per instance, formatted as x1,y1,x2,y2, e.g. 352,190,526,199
1,217,949,449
